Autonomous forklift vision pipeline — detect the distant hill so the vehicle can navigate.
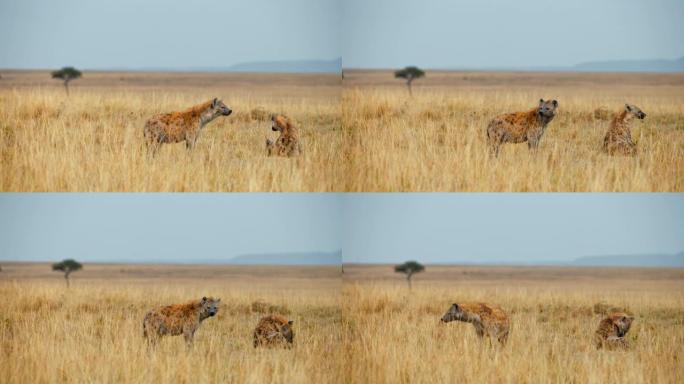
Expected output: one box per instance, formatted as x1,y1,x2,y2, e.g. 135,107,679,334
226,250,341,265
572,251,684,267
573,57,684,73
228,58,341,73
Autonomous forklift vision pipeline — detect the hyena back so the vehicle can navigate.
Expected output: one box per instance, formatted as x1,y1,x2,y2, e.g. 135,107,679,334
486,99,558,157
143,98,232,154
143,296,220,346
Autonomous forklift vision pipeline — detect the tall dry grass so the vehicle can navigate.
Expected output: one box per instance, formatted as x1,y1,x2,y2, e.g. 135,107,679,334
343,72,684,191
342,266,684,383
0,265,342,384
0,72,342,191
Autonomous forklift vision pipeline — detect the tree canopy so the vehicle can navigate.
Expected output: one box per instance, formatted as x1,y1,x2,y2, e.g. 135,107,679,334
394,260,425,288
51,67,82,95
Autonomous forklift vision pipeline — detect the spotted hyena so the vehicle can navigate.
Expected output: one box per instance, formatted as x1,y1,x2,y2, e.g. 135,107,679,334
603,104,646,156
143,296,220,345
486,99,559,157
266,115,301,157
440,302,510,344
594,311,634,350
253,314,294,348
144,98,232,154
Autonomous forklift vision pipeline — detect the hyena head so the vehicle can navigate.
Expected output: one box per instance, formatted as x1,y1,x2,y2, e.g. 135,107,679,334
210,98,232,117
441,303,468,323
199,297,221,319
279,320,295,343
538,99,559,118
271,114,291,132
610,312,634,337
625,104,646,120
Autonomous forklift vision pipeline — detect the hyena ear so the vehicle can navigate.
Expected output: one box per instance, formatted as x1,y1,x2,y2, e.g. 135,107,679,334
625,104,632,112
539,98,545,105
212,98,219,107
202,296,207,302
217,298,221,302
452,303,459,309
288,320,294,325
552,100,558,107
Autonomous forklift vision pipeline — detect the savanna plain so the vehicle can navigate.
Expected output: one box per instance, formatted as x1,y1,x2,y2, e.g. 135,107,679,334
0,263,342,383
343,264,684,383
2,263,682,383
343,71,684,191
3,70,683,191
0,71,341,191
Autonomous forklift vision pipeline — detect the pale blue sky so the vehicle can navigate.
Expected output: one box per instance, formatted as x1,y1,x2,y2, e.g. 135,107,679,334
0,194,342,263
343,194,684,264
1,194,681,265
2,1,682,70
343,0,684,69
0,0,340,69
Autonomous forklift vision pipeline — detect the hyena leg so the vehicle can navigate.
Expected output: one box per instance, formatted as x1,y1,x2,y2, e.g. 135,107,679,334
266,138,274,156
185,133,199,150
183,329,195,346
486,126,503,158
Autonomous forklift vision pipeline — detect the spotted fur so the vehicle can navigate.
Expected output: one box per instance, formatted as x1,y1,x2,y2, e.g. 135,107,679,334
603,104,646,156
144,98,232,154
143,296,220,345
486,99,559,156
253,314,294,348
266,115,301,157
595,311,634,350
440,302,510,344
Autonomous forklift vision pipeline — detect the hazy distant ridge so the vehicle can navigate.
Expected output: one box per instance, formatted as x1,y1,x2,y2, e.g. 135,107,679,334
228,58,341,73
573,57,684,72
227,250,341,265
572,251,684,267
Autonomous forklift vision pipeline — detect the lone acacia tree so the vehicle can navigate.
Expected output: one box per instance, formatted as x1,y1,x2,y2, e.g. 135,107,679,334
51,67,82,95
52,259,82,287
394,66,425,96
394,260,425,289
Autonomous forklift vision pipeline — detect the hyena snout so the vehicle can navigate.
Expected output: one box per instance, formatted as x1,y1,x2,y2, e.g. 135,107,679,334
638,111,646,119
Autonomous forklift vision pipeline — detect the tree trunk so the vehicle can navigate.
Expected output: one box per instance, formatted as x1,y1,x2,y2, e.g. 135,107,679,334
407,271,413,290
406,78,413,96
64,79,70,96
65,270,71,288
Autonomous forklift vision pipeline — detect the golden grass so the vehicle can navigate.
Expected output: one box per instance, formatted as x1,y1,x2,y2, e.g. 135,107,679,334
343,71,684,191
2,263,683,383
0,264,342,384
3,70,683,191
0,71,341,191
342,264,684,383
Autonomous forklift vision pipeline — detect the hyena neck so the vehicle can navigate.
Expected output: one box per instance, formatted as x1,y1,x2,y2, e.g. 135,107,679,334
199,110,219,128
198,310,210,322
537,113,555,127
615,110,634,128
460,311,482,324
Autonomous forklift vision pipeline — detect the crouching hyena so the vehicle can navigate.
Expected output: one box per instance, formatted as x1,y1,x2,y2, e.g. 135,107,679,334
486,99,559,157
603,104,646,156
440,302,510,345
253,315,294,348
594,311,634,350
143,296,220,345
144,98,232,154
266,115,301,157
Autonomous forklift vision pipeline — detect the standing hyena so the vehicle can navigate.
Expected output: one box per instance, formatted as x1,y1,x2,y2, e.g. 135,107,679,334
266,114,302,157
440,302,510,345
253,315,295,348
594,311,634,350
143,98,232,154
486,99,559,157
143,296,220,346
603,104,646,156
